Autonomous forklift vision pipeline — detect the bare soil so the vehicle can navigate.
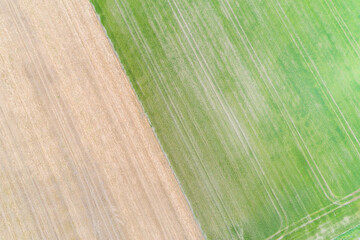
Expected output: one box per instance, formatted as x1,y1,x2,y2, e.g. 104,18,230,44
0,0,203,239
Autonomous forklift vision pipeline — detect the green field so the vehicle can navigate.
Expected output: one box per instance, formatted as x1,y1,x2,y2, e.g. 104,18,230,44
335,224,360,240
90,0,360,239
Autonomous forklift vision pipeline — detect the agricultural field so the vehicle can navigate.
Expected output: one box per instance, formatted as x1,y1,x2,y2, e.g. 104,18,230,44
0,0,202,239
91,0,360,239
335,224,360,240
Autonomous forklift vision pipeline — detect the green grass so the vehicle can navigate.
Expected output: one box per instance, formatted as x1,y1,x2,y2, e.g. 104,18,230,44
90,0,360,239
335,224,360,239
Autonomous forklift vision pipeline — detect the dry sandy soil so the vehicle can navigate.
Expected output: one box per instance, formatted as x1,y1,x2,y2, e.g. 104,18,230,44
0,0,203,239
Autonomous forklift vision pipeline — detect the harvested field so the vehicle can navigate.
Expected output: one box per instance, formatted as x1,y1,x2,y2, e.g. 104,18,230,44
0,0,203,239
92,0,360,239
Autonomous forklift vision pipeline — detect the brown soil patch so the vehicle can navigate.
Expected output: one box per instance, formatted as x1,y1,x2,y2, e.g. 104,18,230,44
0,0,203,239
